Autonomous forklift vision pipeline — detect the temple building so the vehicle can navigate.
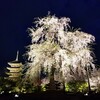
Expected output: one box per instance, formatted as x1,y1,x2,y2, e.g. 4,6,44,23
6,51,23,81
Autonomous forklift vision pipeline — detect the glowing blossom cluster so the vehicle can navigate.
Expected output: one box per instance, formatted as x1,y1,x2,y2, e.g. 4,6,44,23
25,15,95,84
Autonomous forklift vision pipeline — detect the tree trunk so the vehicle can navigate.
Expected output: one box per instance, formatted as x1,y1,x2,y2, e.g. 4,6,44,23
86,66,91,93
49,66,56,90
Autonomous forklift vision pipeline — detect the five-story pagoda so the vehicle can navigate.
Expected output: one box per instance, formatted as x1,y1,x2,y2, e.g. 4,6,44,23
6,51,23,81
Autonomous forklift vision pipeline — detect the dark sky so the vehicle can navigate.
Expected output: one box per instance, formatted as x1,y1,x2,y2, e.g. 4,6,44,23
0,0,100,75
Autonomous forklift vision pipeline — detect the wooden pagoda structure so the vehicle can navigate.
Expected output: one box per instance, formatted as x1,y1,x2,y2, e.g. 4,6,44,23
6,51,23,81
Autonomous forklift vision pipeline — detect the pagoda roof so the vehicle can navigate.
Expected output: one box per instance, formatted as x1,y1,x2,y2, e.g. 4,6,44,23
7,67,21,69
7,67,22,72
6,72,22,74
6,72,22,76
8,62,22,67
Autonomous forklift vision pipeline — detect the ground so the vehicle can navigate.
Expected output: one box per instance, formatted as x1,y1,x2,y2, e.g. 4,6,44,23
0,91,100,100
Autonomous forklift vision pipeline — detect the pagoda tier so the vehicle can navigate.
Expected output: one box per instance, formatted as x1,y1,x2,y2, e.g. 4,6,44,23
6,72,22,77
8,62,22,67
7,67,22,72
7,77,21,81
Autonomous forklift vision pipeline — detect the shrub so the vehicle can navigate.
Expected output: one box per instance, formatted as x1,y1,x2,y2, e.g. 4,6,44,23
65,81,88,93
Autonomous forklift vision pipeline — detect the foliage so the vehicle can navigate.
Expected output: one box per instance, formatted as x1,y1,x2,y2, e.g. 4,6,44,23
65,81,88,93
0,77,16,93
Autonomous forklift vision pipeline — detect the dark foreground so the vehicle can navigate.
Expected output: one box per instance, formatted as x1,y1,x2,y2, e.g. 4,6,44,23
0,91,100,100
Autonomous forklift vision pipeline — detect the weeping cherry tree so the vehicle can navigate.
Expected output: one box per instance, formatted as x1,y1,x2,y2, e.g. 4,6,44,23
25,14,95,90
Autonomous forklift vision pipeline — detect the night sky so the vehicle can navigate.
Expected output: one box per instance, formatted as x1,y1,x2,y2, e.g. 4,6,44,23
0,0,100,75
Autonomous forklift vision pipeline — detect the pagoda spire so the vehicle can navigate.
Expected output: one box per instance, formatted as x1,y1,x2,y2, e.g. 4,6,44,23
15,51,19,61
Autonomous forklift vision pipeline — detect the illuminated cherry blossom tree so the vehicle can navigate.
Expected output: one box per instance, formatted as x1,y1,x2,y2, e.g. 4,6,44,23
25,14,95,89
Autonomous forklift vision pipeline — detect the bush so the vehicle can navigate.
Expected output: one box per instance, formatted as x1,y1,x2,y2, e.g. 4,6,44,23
65,81,88,93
